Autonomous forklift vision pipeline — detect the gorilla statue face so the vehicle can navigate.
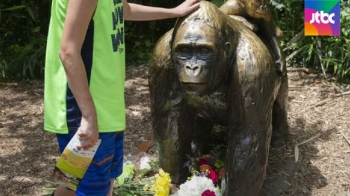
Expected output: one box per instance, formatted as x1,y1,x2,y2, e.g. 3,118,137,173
239,0,270,19
172,22,230,94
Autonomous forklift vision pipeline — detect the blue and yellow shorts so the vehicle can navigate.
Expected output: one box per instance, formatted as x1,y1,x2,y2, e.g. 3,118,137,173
56,132,124,196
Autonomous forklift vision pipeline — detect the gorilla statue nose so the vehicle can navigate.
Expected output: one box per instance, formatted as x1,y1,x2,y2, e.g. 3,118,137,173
185,64,202,76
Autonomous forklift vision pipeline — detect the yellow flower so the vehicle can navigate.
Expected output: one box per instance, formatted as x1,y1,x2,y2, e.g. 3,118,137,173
151,169,171,196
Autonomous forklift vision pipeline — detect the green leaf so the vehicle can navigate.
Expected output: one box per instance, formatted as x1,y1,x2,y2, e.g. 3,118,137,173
41,188,56,195
306,44,314,62
2,5,26,11
26,7,35,21
214,160,224,169
145,40,152,48
32,26,40,33
116,164,135,185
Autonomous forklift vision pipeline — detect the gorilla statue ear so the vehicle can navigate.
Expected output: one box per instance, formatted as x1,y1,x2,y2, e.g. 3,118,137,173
225,42,231,55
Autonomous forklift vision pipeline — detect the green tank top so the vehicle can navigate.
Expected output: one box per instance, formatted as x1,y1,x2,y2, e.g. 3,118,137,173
44,0,126,133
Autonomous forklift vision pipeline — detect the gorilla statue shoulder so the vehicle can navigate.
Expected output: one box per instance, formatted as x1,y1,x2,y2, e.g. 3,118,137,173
220,0,286,75
148,1,289,195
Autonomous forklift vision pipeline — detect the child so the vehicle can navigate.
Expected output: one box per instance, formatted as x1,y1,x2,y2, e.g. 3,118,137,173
44,0,200,195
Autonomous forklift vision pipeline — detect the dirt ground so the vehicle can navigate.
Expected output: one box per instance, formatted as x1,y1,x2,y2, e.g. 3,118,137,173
0,64,350,196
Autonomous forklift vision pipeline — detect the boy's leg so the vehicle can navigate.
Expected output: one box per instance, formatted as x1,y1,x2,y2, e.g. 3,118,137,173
108,132,124,196
108,179,115,196
53,185,75,196
52,133,77,196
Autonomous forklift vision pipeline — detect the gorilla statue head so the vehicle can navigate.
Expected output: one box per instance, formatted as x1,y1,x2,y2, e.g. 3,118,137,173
170,2,240,94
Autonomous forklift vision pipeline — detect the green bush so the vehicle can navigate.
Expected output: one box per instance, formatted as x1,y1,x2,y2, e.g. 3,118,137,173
0,0,349,81
271,0,350,81
124,0,179,62
0,0,50,81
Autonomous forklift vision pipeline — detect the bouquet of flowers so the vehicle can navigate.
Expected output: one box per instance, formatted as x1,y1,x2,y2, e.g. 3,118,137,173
170,154,224,196
114,167,171,196
113,153,172,196
171,175,221,196
186,155,225,187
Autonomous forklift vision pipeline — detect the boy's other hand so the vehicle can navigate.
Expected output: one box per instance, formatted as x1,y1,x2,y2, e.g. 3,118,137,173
76,117,99,150
174,0,201,17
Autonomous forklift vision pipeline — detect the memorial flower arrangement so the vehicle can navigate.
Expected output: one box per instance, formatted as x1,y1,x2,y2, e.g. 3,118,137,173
42,153,169,196
43,145,226,196
113,153,225,196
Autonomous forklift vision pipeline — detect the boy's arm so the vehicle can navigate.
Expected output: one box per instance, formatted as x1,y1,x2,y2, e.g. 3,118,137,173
59,0,99,150
123,0,200,21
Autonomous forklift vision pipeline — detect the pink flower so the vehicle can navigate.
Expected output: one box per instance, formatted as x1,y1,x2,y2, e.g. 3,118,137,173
199,157,208,165
208,169,219,185
202,189,216,196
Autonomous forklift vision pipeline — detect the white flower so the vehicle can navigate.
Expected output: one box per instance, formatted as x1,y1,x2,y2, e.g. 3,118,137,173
171,176,221,196
138,156,151,170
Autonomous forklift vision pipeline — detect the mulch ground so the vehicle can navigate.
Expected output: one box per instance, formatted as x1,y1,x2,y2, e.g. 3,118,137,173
0,64,349,196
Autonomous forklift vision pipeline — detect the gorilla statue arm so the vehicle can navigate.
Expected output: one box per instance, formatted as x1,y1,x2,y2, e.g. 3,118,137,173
149,30,197,183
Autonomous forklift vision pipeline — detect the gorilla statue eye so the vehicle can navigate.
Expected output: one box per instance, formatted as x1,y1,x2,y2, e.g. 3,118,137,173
199,47,211,55
176,46,191,54
175,45,192,60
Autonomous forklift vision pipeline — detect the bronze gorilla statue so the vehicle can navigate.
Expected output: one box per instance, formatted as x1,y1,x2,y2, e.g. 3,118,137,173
148,1,289,195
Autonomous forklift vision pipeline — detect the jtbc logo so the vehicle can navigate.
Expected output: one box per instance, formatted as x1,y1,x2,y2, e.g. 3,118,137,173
310,11,335,24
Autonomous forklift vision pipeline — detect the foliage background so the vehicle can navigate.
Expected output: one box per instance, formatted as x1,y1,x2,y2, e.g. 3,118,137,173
0,0,349,81
271,0,350,81
0,0,50,80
